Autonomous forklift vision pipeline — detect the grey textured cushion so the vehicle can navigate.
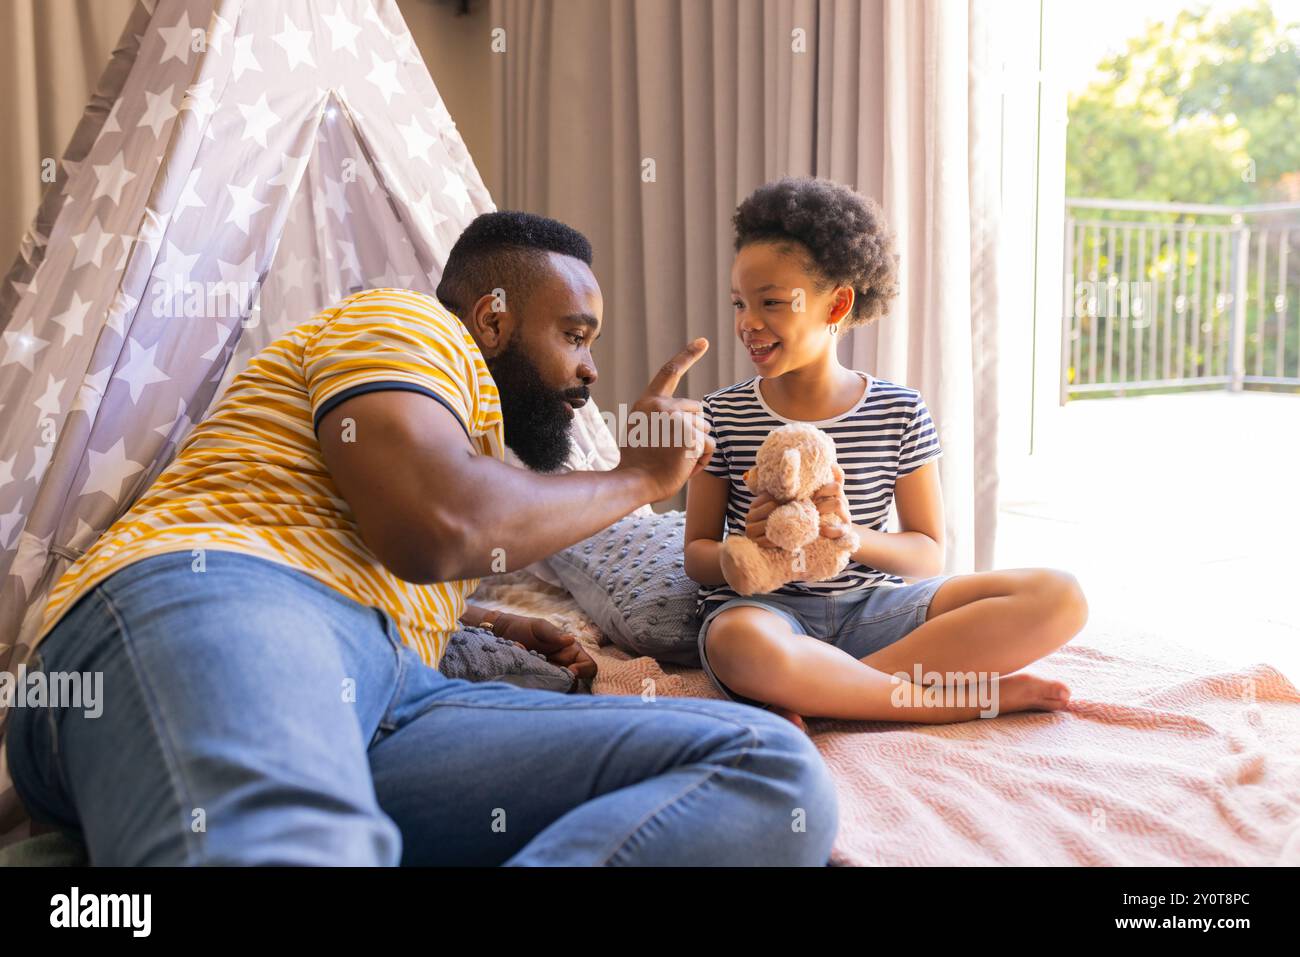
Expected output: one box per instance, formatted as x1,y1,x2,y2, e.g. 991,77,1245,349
547,510,701,667
438,624,579,693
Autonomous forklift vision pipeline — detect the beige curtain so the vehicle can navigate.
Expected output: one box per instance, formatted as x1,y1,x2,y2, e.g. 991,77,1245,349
3,0,1005,571
0,0,138,278
492,0,1004,572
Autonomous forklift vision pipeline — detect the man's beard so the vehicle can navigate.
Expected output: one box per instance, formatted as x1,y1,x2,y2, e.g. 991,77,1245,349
486,337,584,473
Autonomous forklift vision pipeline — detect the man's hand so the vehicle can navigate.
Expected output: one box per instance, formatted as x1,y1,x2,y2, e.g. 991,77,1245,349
496,614,596,681
615,338,714,501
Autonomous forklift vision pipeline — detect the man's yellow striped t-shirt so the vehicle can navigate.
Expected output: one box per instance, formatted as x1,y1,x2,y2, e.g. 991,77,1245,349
35,288,504,666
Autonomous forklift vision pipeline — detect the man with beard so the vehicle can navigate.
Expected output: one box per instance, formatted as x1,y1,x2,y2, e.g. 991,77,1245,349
6,211,839,866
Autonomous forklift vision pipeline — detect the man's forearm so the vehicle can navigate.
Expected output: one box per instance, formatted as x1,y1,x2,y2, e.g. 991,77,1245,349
434,457,660,580
850,526,944,580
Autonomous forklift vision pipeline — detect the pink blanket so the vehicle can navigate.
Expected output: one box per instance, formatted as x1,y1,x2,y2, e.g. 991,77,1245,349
473,575,1300,866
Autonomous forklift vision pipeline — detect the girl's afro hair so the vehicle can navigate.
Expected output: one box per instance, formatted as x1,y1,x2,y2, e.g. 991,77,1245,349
732,177,900,327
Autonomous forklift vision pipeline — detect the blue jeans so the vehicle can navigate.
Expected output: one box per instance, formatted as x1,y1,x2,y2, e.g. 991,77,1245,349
6,550,837,865
699,577,955,705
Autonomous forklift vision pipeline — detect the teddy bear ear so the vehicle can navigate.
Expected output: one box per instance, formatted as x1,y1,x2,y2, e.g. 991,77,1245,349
742,468,755,490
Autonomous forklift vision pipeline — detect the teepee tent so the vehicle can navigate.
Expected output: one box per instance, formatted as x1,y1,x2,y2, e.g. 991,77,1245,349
0,0,494,843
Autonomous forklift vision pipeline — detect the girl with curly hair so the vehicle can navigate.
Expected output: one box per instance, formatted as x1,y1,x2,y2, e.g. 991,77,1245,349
684,177,1088,731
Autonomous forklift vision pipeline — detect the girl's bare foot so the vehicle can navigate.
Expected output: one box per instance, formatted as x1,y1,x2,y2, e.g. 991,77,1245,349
993,672,1071,716
768,704,808,734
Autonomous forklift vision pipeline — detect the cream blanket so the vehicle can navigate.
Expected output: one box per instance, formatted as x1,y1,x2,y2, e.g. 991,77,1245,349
473,572,1300,866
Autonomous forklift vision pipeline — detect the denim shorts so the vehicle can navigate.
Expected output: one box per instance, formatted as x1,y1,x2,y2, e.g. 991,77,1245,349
697,576,955,706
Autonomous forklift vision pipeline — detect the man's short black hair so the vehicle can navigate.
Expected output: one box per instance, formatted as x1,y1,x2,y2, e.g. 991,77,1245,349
436,211,594,320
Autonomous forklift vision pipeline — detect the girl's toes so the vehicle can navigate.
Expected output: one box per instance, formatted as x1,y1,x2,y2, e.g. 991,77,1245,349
996,673,1071,714
1037,679,1071,711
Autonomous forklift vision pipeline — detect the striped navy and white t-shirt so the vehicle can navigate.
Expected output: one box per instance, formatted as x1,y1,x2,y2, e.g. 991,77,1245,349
698,371,942,617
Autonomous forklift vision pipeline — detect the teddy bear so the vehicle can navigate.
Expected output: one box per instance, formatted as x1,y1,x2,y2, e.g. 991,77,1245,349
718,422,860,596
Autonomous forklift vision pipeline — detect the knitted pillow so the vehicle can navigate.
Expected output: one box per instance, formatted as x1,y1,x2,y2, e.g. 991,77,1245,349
438,624,578,693
547,510,701,667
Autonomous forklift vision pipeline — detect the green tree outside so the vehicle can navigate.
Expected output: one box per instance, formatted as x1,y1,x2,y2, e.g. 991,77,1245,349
1064,1,1300,394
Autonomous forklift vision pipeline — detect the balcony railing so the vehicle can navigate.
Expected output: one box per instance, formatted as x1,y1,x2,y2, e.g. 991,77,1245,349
1062,198,1300,401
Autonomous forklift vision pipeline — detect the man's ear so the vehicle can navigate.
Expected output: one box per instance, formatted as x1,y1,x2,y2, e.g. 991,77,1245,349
469,291,513,355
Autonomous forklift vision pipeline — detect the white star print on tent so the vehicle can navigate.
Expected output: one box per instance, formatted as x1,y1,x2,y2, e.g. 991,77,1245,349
91,153,137,205
225,180,270,234
1,320,50,372
398,115,440,163
231,32,262,80
238,92,281,148
102,98,124,135
80,439,146,501
272,14,316,72
365,51,404,104
0,0,494,849
111,339,172,404
70,218,113,271
137,85,180,138
157,11,195,65
49,292,94,346
180,77,218,123
322,8,363,56
32,376,66,425
174,166,206,218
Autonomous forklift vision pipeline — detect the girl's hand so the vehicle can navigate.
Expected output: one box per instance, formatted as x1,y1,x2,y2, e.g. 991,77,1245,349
496,614,597,681
744,492,779,548
813,465,852,538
